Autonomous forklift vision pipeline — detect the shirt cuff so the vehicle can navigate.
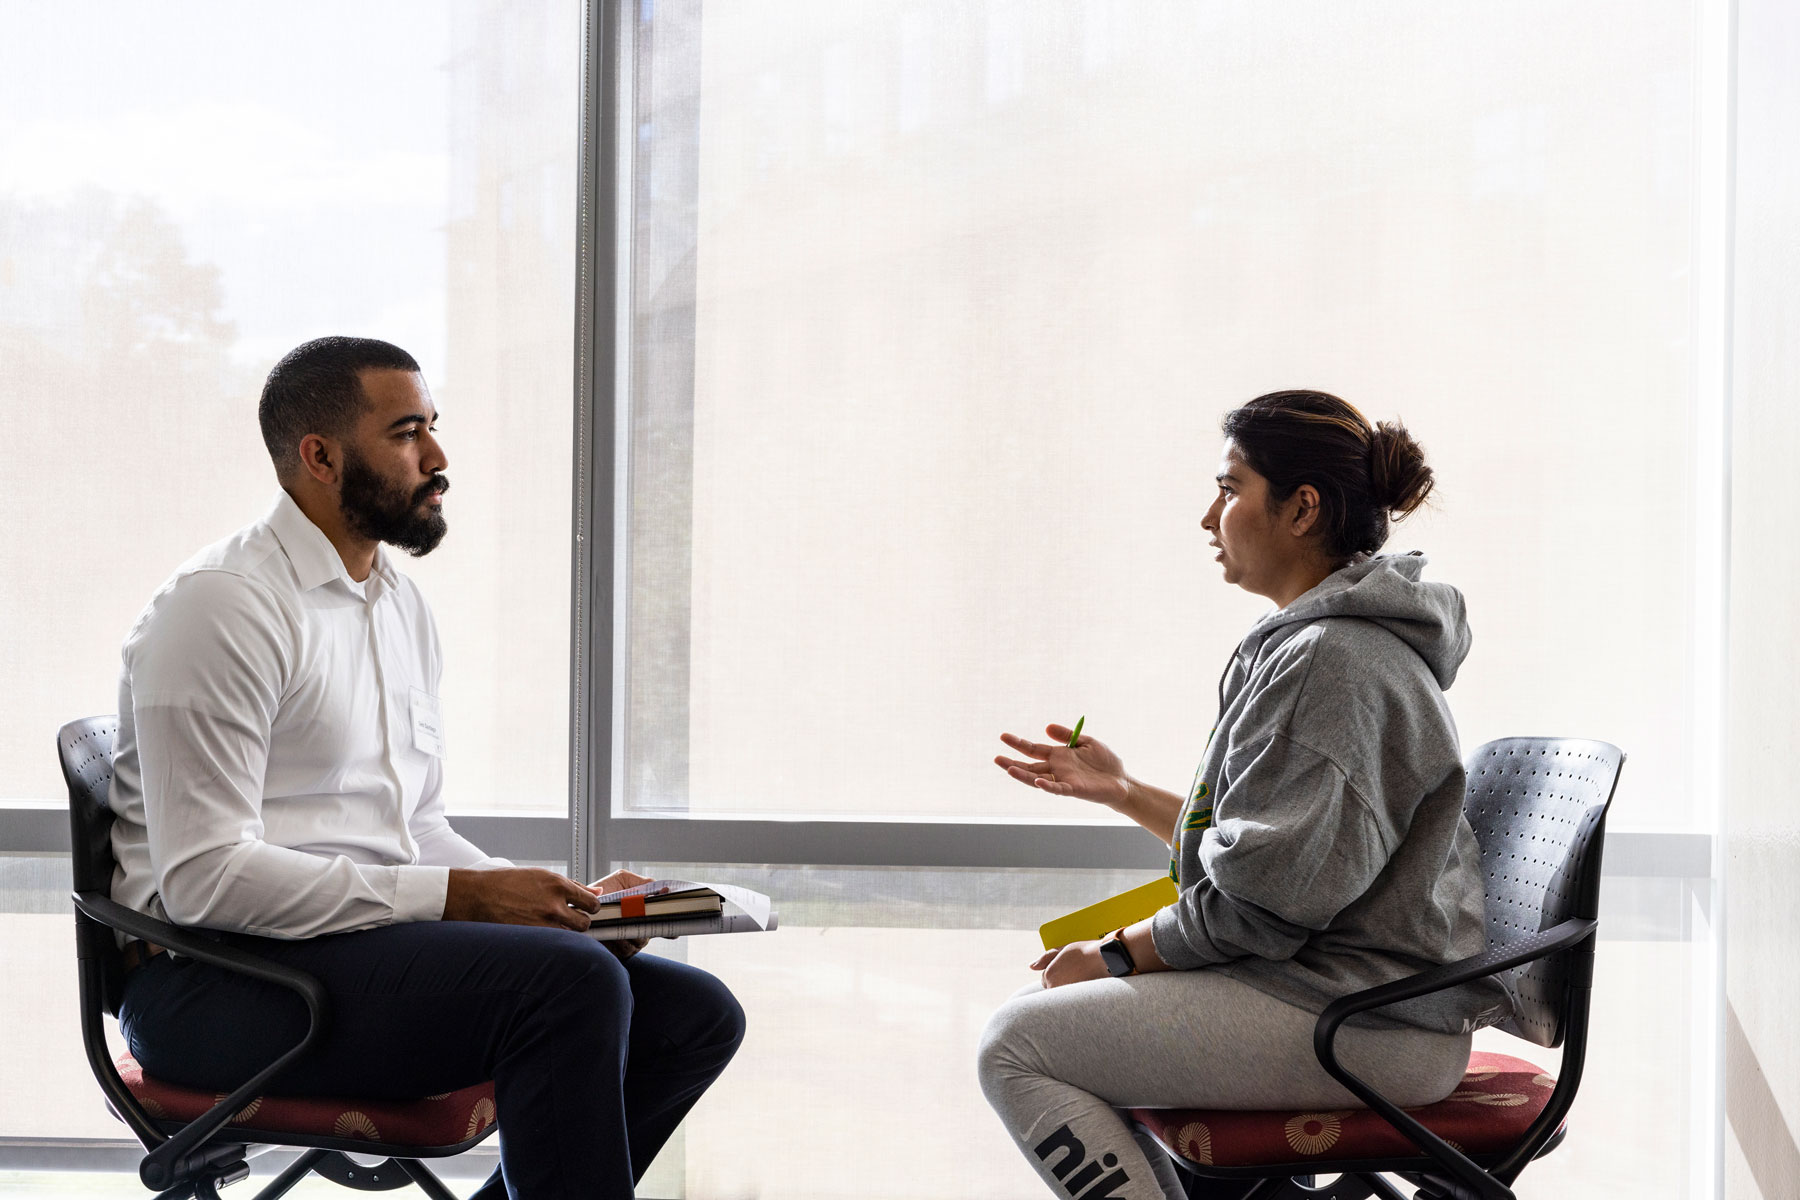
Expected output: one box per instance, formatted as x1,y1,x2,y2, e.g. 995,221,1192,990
393,865,452,923
1150,902,1212,971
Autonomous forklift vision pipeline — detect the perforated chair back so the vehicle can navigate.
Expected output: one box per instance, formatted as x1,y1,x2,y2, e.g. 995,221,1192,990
1463,737,1623,1048
58,715,127,1014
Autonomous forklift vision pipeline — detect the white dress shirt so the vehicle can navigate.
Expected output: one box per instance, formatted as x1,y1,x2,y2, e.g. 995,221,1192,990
110,490,509,940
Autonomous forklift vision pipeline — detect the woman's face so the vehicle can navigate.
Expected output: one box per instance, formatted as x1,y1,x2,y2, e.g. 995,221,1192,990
1202,441,1310,601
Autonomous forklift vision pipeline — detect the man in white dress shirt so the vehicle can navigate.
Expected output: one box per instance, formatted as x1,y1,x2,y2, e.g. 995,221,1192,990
110,336,743,1200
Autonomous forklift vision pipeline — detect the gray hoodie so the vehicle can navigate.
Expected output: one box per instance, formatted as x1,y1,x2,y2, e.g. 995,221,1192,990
1148,552,1512,1034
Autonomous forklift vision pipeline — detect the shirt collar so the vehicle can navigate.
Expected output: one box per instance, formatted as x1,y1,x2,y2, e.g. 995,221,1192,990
369,542,399,589
266,490,399,593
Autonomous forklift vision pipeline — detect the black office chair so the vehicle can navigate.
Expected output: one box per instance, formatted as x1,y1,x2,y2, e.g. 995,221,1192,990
1130,736,1626,1200
60,715,499,1200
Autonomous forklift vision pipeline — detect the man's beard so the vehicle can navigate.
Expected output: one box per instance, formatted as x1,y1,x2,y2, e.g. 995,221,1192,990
339,446,449,557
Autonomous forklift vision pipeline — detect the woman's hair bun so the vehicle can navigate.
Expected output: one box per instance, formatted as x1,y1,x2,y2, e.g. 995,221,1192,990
1368,420,1434,520
1224,390,1436,561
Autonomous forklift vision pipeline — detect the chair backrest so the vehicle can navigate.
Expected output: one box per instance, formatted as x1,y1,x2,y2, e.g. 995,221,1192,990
58,715,127,1013
1463,736,1624,1048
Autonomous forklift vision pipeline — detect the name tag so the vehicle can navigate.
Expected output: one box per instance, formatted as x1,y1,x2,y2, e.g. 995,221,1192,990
409,687,445,758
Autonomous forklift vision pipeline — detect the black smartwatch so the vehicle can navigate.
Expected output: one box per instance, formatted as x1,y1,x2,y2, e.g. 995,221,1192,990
1099,930,1137,978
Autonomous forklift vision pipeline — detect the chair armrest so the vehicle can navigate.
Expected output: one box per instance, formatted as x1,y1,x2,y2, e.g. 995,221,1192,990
71,890,331,1191
1319,918,1596,1030
1309,917,1597,1200
73,892,332,1008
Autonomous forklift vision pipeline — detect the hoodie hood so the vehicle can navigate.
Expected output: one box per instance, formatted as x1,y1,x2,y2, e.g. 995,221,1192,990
1241,552,1471,690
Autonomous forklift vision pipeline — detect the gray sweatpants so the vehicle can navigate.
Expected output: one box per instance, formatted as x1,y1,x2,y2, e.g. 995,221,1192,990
977,971,1471,1200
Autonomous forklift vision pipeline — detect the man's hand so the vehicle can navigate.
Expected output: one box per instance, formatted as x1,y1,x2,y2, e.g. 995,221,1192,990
589,868,654,895
444,867,599,931
1030,940,1109,988
587,868,654,960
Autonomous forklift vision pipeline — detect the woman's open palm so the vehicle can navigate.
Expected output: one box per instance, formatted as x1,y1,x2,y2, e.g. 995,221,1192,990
994,724,1128,808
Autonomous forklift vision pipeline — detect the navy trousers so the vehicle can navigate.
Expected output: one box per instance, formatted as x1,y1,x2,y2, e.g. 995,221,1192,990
117,921,745,1199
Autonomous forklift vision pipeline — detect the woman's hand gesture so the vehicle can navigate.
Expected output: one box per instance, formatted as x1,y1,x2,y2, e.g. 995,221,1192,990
994,723,1130,810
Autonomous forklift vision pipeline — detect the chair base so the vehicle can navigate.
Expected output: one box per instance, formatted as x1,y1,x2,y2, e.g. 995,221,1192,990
1243,1177,1396,1200
158,1148,466,1200
308,1151,416,1192
1172,1170,1476,1200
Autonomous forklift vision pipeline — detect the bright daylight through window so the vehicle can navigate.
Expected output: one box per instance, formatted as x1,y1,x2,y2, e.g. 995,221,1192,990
0,0,579,1162
0,1,1719,1197
622,0,1699,827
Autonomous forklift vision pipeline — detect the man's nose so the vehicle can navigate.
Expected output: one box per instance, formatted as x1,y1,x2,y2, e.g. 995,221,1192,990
422,431,449,475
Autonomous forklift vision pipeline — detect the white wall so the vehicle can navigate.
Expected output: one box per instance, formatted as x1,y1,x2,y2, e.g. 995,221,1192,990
1723,0,1800,1194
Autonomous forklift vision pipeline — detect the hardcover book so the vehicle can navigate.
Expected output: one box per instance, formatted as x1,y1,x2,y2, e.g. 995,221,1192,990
587,879,778,941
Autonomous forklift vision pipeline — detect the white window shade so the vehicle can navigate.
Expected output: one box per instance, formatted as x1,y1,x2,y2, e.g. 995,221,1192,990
0,0,582,814
621,0,1699,825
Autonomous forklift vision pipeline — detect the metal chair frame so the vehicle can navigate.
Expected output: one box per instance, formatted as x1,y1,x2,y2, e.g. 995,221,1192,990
59,715,495,1200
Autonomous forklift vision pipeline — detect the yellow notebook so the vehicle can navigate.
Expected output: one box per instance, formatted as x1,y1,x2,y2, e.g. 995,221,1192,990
1039,877,1179,950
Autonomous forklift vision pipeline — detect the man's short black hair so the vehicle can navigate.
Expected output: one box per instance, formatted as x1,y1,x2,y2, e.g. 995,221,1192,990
259,336,420,477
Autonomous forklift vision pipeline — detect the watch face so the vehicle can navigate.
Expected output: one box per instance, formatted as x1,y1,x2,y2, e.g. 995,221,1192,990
1100,937,1134,978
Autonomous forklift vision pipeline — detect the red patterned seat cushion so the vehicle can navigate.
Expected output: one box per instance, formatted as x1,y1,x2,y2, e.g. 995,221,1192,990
1131,1051,1555,1169
114,1054,497,1149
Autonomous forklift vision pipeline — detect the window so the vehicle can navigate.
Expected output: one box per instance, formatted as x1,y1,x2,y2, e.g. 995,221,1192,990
585,1,1717,1194
0,2,1723,1194
0,0,581,1169
0,1,580,815
609,0,1703,830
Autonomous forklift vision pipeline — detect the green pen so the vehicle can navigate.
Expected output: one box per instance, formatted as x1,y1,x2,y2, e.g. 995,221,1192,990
1068,716,1085,747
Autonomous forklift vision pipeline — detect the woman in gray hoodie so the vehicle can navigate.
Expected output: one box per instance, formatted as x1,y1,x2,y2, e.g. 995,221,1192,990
980,391,1509,1200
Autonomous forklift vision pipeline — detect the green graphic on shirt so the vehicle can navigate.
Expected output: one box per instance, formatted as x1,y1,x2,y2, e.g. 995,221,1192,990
1171,773,1213,884
1182,783,1213,832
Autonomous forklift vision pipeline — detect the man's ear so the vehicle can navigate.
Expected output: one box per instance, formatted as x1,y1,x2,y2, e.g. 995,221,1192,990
298,434,340,486
1289,484,1322,537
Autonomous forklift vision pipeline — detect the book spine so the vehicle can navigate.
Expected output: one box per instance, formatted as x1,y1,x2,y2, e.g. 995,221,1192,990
590,902,720,925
